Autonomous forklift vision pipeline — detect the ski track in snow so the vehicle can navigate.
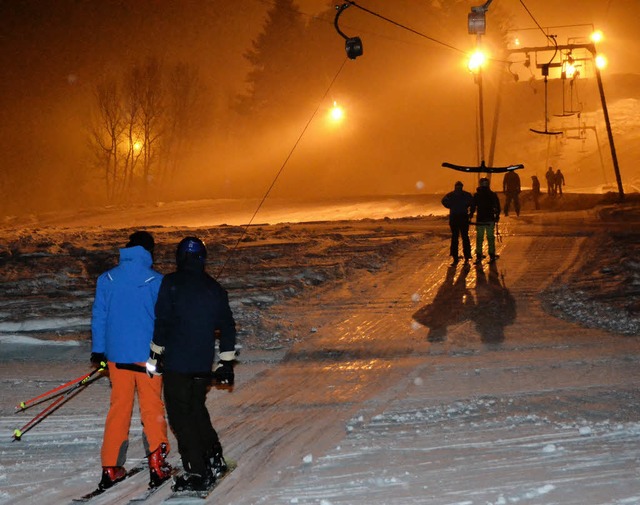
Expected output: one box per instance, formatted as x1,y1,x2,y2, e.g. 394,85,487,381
1,195,640,504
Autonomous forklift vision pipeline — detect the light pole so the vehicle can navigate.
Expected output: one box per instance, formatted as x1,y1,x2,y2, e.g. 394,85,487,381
467,0,493,178
468,48,487,170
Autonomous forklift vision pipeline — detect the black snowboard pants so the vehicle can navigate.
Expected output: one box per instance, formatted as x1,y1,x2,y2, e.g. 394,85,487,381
163,370,220,477
449,214,471,260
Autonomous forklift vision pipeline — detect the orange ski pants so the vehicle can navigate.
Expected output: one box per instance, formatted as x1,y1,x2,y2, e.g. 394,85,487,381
101,362,170,467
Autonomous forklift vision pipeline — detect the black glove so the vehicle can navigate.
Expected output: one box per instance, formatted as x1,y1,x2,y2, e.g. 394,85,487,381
146,342,165,377
90,352,107,369
213,361,234,386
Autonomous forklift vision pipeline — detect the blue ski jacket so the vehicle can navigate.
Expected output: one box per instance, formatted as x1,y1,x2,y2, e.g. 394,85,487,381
91,246,163,363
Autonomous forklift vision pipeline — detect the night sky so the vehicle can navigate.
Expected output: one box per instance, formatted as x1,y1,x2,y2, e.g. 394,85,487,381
1,0,638,215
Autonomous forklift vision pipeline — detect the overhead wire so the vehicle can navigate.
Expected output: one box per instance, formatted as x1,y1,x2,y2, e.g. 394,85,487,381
343,1,465,55
216,56,350,278
219,1,531,278
217,2,478,278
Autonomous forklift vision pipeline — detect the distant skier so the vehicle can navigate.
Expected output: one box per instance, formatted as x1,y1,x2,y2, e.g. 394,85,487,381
531,175,541,210
502,170,521,216
545,166,555,196
90,231,172,491
441,181,474,265
147,236,237,493
470,177,501,264
554,169,566,196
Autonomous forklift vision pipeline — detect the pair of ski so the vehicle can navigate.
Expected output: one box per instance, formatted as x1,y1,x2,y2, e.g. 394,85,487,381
73,460,236,503
72,465,147,502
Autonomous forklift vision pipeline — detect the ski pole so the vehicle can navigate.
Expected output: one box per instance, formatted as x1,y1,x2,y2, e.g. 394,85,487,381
13,385,86,441
15,365,106,412
13,366,106,441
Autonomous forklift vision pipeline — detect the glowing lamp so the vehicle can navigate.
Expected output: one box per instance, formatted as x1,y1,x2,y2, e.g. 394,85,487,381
329,101,344,122
468,50,486,72
595,54,607,69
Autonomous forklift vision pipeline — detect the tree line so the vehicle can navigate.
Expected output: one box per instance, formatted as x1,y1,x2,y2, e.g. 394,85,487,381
86,0,337,205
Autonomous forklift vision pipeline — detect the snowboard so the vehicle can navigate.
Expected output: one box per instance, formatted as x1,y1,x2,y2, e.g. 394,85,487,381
127,467,179,503
163,459,236,503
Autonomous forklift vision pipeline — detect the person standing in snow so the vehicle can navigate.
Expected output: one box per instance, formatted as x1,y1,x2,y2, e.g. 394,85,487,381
502,170,521,216
470,177,501,264
531,175,541,210
545,166,556,196
147,236,236,493
554,168,566,196
441,181,474,265
90,231,172,491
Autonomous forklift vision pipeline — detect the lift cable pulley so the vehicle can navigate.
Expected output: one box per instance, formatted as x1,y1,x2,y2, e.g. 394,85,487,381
334,3,363,60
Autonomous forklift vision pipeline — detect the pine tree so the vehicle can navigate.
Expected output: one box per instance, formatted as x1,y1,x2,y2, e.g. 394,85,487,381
237,0,310,119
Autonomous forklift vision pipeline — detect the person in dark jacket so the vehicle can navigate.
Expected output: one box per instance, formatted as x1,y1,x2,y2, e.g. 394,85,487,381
470,177,501,264
441,181,473,265
502,170,521,216
531,175,541,210
545,166,555,196
554,168,566,196
147,236,236,493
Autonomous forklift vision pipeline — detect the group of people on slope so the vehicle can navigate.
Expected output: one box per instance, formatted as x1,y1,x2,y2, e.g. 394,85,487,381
90,231,236,493
442,167,568,265
501,168,566,216
441,178,500,266
545,166,566,196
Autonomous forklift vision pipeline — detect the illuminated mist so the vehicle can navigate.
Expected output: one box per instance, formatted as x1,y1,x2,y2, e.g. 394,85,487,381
1,0,639,216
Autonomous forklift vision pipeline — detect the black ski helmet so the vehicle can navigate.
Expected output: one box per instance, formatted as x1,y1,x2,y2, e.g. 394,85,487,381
176,236,207,266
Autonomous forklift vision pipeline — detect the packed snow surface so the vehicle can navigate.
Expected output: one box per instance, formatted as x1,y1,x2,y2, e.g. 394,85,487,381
1,193,639,505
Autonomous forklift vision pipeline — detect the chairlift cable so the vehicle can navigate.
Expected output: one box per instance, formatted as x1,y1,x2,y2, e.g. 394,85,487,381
215,57,349,279
341,1,464,54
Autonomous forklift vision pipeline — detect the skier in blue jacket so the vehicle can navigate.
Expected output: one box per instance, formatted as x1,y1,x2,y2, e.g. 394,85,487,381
91,231,171,490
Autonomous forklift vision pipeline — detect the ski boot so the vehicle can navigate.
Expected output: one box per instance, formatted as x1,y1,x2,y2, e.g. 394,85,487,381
99,466,127,490
148,442,172,487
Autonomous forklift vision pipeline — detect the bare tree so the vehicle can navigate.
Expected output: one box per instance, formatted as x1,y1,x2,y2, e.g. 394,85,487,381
88,57,207,203
88,77,124,202
131,58,164,199
159,62,202,189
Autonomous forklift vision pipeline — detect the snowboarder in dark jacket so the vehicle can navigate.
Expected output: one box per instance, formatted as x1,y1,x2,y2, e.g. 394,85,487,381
441,181,473,264
147,236,236,493
502,170,521,216
470,177,501,264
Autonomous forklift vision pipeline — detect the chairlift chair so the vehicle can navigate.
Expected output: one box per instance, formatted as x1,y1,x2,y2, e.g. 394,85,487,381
554,69,576,118
530,64,562,136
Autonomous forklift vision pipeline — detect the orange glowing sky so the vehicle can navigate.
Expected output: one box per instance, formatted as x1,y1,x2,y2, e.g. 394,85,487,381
0,0,638,215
